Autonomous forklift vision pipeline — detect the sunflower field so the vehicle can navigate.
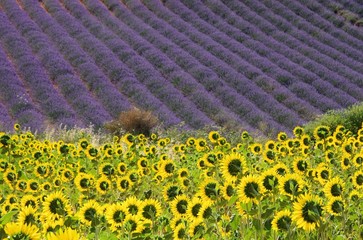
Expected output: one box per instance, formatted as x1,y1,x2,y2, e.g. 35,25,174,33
0,123,363,240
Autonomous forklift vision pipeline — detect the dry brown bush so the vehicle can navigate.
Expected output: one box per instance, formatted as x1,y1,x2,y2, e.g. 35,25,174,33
104,107,158,137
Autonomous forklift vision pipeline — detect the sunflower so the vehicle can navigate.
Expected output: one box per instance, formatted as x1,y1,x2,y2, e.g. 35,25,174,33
186,196,203,220
207,131,219,143
74,173,94,192
34,163,50,179
198,201,213,220
241,131,251,141
141,198,162,221
273,163,289,176
323,177,345,198
117,162,127,175
163,183,183,202
77,200,103,226
170,194,189,219
260,170,280,193
325,197,345,216
349,189,361,202
14,123,21,131
271,209,292,232
123,214,143,234
203,152,218,167
123,196,143,217
3,169,17,188
173,222,187,240
195,138,208,152
78,138,89,150
293,158,309,175
352,170,363,189
292,194,324,232
6,194,19,205
279,173,305,199
116,176,132,193
28,180,40,193
340,154,351,170
20,195,39,209
85,146,100,160
17,206,39,226
237,175,264,204
352,153,363,168
98,162,115,177
137,157,149,169
220,152,247,181
188,218,206,238
42,191,72,220
315,166,331,186
46,227,82,240
197,158,207,170
4,223,41,240
277,132,288,141
293,126,304,138
105,203,127,232
221,181,237,201
250,143,263,155
96,176,112,195
313,125,331,140
160,159,176,176
177,168,189,179
61,168,74,182
16,179,28,192
262,149,276,163
199,179,220,202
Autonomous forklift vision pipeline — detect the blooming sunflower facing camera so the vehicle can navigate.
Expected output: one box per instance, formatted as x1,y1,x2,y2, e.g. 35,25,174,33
292,194,324,232
220,152,247,181
237,175,264,204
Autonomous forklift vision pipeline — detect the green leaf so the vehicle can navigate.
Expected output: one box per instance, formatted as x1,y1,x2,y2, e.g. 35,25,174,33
0,210,17,225
227,195,238,207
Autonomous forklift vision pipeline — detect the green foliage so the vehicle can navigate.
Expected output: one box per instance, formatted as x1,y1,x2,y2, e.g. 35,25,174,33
303,102,363,136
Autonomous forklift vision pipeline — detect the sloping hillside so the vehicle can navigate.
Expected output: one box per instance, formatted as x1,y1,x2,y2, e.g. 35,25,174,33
0,0,362,135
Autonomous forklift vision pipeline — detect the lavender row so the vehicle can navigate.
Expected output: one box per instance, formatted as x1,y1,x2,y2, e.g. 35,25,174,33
0,101,14,131
0,43,45,131
160,1,339,113
110,0,304,129
21,0,179,127
39,0,211,129
87,0,288,131
200,0,363,100
236,1,363,78
23,0,132,118
0,10,78,128
218,0,363,91
141,0,327,117
0,0,114,128
277,0,363,53
261,0,363,73
154,0,350,112
58,0,248,130
80,0,271,131
317,0,363,42
175,1,354,111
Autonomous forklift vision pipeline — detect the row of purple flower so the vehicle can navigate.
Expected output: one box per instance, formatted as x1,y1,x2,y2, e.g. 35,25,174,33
0,0,362,134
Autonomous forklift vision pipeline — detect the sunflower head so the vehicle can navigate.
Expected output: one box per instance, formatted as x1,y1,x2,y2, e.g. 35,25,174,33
272,210,292,232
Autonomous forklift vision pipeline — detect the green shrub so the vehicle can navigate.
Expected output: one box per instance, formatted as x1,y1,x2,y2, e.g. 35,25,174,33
303,102,363,136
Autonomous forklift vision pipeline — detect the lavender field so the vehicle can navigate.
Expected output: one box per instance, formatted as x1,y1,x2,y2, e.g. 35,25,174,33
0,0,362,135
